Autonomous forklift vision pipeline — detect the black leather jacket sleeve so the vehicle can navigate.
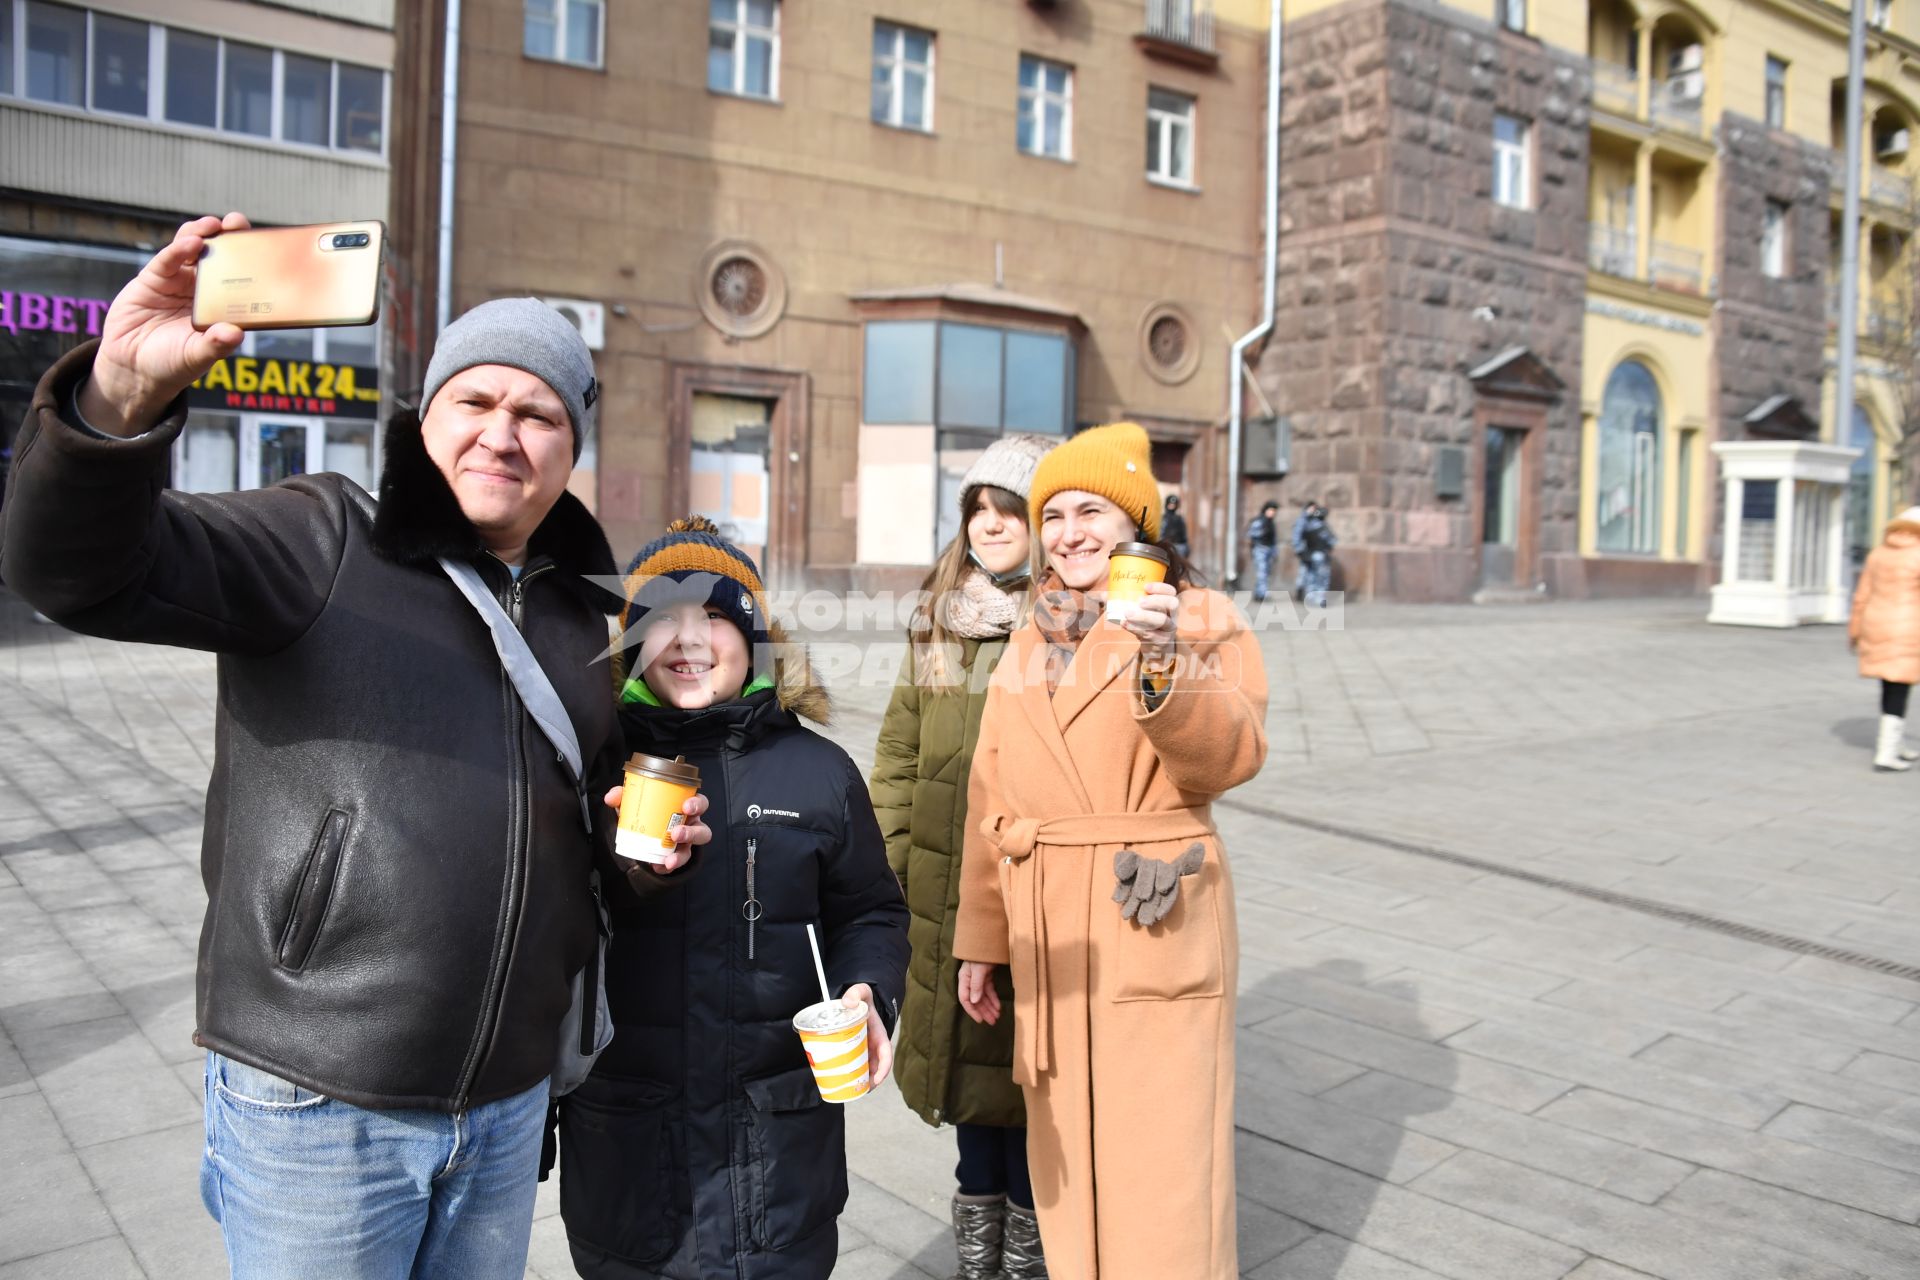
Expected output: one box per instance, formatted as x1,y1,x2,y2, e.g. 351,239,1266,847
824,753,911,1036
1,342,342,656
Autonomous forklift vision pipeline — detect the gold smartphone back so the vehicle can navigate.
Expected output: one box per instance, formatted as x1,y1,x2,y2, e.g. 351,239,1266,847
191,221,385,331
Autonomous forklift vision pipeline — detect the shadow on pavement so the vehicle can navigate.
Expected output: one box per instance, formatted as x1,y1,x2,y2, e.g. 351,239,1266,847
1829,716,1878,752
1237,958,1457,1277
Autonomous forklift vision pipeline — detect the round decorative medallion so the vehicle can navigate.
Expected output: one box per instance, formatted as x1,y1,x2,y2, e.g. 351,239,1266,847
695,241,786,339
1139,302,1200,385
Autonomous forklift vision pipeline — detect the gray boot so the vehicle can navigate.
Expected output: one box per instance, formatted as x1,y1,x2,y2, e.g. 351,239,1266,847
1002,1202,1049,1280
951,1192,1006,1280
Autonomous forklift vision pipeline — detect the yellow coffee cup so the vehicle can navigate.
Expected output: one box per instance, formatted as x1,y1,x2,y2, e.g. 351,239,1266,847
793,999,872,1103
1107,541,1172,609
615,752,702,865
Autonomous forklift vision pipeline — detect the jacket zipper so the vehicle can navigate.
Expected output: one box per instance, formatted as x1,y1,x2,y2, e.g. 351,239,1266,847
452,560,554,1110
744,837,760,964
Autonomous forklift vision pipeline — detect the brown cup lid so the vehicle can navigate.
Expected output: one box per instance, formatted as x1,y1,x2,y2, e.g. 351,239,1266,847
1110,541,1171,566
625,752,701,785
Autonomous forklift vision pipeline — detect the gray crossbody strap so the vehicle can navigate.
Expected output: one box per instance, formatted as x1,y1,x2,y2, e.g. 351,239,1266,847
438,557,589,827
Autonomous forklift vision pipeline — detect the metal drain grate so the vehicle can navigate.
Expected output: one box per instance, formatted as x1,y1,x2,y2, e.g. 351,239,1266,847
1222,798,1920,986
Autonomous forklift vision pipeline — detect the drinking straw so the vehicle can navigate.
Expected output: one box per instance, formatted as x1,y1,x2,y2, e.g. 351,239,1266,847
806,923,832,1006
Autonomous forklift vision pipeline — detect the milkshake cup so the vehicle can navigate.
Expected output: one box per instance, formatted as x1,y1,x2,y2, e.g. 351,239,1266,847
614,752,701,865
793,999,873,1103
1106,541,1171,620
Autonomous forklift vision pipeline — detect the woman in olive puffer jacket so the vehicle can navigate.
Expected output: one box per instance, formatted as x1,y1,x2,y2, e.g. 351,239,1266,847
870,434,1055,1280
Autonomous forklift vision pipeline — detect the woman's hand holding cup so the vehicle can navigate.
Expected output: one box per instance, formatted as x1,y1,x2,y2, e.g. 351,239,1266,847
82,213,253,437
1116,580,1179,662
602,785,710,874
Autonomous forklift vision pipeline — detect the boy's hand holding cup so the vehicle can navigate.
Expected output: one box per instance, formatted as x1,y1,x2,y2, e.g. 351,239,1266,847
603,764,710,875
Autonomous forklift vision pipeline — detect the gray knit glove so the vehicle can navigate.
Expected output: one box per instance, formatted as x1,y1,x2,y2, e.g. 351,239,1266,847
1113,842,1206,927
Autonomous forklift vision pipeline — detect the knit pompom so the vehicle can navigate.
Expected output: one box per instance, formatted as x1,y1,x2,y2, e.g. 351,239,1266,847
666,514,724,536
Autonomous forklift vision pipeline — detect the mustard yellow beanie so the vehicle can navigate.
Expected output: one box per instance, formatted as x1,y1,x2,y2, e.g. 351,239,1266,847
1027,422,1162,542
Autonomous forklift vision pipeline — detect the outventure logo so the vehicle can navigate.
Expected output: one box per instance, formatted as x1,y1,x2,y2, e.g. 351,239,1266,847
747,803,800,821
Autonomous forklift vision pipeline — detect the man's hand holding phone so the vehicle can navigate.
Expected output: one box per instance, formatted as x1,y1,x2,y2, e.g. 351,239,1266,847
79,212,252,439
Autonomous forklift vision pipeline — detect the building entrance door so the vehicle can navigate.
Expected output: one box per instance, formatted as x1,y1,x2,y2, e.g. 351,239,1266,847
241,417,323,490
1481,426,1525,589
689,393,773,572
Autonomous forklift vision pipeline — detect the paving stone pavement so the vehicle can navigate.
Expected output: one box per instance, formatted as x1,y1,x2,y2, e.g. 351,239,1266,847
1,590,1917,1279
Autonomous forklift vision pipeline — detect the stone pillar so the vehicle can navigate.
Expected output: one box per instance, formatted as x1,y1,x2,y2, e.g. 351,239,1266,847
1636,21,1653,120
1635,143,1655,281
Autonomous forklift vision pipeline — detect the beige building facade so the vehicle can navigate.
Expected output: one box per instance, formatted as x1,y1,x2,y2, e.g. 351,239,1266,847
390,0,1267,586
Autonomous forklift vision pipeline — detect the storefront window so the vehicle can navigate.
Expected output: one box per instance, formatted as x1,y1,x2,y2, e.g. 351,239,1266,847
863,321,936,424
864,319,1073,434
937,323,1003,429
324,422,376,493
1595,359,1663,554
176,415,240,493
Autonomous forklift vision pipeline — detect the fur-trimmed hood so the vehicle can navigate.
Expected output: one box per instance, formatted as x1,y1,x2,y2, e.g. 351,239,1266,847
1885,516,1920,547
369,408,617,608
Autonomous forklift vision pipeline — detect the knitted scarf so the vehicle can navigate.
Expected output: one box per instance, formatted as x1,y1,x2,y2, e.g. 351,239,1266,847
944,567,1023,642
1031,576,1103,696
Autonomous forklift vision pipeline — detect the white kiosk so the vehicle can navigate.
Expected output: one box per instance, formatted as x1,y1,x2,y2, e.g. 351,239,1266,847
1708,439,1863,627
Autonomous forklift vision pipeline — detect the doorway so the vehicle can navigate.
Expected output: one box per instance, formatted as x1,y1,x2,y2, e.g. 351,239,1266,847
1481,426,1525,588
669,366,810,581
689,393,773,571
242,417,323,490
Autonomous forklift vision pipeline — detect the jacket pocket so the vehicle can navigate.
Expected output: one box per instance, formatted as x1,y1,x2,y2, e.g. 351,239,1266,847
742,1065,847,1251
276,809,351,971
558,1074,679,1265
1108,846,1226,1002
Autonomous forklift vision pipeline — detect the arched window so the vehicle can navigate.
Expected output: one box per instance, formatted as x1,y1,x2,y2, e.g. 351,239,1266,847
1847,406,1878,571
1596,360,1663,554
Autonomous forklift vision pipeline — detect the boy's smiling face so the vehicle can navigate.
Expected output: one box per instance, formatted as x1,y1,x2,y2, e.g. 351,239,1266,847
637,600,750,709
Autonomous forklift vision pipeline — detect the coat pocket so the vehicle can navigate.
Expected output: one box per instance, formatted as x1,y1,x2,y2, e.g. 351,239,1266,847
276,809,350,971
742,1064,847,1251
557,1074,680,1265
1108,846,1226,1002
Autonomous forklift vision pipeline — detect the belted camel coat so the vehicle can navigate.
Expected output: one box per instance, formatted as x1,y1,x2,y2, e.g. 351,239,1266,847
953,589,1268,1280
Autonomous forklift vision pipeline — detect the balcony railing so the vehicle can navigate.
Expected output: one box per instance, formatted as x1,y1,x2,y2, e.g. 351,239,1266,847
1872,164,1912,209
1589,225,1638,278
1142,0,1214,54
1650,88,1705,137
1591,60,1639,118
1650,240,1705,293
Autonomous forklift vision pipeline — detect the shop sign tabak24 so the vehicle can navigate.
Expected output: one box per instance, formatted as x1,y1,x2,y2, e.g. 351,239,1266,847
189,355,382,420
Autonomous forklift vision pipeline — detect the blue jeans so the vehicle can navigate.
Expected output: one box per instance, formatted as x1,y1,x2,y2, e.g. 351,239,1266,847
200,1052,548,1280
1252,544,1277,599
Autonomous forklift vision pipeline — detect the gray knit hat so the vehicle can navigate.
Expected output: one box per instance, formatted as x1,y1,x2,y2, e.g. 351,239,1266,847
958,433,1056,513
422,298,599,461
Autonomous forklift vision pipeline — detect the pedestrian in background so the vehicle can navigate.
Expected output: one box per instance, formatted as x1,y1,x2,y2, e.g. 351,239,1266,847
1246,500,1280,602
1849,505,1920,772
954,423,1268,1280
871,433,1055,1279
558,515,908,1279
1162,493,1190,559
1292,499,1337,609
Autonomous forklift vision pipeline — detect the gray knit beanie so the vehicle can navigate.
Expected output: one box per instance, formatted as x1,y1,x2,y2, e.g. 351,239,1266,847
422,298,599,461
958,433,1056,513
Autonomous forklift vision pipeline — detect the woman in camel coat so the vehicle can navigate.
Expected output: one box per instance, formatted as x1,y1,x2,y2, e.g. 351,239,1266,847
1850,505,1920,771
953,422,1268,1280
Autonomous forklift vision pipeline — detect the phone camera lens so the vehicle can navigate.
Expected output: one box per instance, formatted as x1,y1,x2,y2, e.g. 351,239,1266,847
332,235,349,248
356,234,370,246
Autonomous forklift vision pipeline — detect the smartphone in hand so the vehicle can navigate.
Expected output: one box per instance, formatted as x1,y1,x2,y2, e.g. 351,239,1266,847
191,221,385,332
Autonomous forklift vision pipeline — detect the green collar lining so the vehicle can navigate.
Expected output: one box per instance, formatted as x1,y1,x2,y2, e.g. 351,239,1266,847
621,670,774,706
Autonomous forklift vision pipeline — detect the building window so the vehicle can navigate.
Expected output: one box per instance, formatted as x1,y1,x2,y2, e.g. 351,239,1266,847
1765,55,1788,130
24,1,85,106
864,319,1073,434
163,28,216,127
1146,87,1195,186
222,41,273,138
524,0,602,69
709,0,778,100
1499,0,1525,32
872,22,932,131
1596,360,1663,555
1493,113,1531,210
3,8,390,157
88,11,147,115
1018,54,1072,160
1873,0,1893,29
1762,201,1790,278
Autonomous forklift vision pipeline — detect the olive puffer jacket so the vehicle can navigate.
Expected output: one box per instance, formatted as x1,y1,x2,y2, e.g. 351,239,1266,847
1852,513,1920,686
870,636,1025,1130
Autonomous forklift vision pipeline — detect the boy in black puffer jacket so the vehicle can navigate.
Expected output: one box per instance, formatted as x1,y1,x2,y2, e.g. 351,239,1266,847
558,516,909,1280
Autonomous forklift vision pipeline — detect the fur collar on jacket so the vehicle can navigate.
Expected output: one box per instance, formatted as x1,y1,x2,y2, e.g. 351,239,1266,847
368,409,618,610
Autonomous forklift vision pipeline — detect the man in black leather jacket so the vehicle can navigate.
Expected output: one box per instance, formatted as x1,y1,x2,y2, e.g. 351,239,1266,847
0,214,711,1280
